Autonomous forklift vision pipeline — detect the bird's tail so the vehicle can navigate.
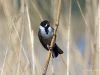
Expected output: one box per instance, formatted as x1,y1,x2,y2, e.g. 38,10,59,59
52,44,63,58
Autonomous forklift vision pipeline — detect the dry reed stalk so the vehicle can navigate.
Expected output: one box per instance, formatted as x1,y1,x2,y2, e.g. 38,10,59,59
0,48,8,75
25,2,35,75
98,1,100,75
51,57,54,75
85,0,99,75
67,17,70,74
1,0,31,74
92,1,99,75
16,26,24,75
75,0,92,75
91,1,100,75
1,3,21,75
30,0,44,74
31,0,43,20
60,55,67,68
76,0,99,75
66,0,71,75
42,0,61,75
11,18,30,66
0,24,13,75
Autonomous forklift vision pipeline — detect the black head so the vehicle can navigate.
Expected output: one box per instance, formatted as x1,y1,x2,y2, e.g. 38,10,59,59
40,20,50,27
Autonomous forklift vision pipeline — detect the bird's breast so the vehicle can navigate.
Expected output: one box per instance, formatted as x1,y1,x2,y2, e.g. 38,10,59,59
40,27,53,39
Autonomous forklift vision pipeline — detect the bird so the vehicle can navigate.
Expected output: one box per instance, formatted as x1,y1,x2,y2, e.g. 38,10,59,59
38,20,63,58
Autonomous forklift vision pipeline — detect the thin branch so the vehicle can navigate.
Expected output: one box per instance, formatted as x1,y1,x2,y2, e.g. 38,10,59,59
60,55,67,68
76,0,88,27
31,0,43,20
16,25,24,75
42,50,52,75
42,0,61,75
4,9,30,67
0,48,8,75
0,27,12,75
4,11,30,75
5,11,30,69
76,0,99,75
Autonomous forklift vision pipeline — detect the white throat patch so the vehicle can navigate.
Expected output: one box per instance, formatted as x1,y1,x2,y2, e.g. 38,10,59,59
39,26,53,38
45,24,48,27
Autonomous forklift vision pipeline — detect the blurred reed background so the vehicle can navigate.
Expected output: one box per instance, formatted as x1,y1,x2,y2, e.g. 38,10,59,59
0,0,99,75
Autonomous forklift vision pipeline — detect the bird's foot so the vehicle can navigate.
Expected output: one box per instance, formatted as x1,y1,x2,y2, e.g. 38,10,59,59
47,44,52,50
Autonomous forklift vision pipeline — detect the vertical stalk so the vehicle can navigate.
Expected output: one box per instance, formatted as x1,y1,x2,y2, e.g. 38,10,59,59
25,1,35,75
97,1,100,75
67,0,71,75
42,0,61,75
